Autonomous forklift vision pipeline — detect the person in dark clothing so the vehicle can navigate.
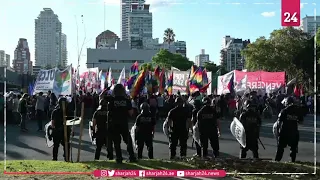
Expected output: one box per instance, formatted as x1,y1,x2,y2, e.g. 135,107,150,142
107,84,137,163
51,97,71,161
92,99,109,160
239,100,261,159
191,100,202,157
19,94,29,132
167,97,191,159
275,96,303,162
135,102,156,159
197,97,220,158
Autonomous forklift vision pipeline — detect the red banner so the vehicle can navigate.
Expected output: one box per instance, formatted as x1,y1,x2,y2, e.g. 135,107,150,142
234,70,285,90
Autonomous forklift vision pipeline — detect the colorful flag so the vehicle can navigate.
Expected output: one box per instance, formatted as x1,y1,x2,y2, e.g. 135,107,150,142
145,71,153,93
159,68,166,95
189,67,204,93
167,72,173,95
127,61,139,89
130,70,146,98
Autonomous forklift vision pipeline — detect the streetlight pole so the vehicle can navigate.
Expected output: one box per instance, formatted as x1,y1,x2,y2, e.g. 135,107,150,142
3,63,7,172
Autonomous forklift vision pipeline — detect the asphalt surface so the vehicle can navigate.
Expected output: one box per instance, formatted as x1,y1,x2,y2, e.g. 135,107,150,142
0,114,319,162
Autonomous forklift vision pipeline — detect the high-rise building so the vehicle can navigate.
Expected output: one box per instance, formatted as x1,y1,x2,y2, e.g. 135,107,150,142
195,49,210,66
220,36,250,71
121,0,146,41
35,8,62,67
302,16,320,35
6,54,10,68
128,3,152,49
61,33,67,67
0,50,10,67
173,41,187,57
96,30,120,49
13,38,33,74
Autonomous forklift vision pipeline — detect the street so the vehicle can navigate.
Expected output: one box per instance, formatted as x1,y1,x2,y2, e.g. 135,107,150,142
0,115,319,162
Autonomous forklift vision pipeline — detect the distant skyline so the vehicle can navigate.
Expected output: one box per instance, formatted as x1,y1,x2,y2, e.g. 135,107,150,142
0,0,318,69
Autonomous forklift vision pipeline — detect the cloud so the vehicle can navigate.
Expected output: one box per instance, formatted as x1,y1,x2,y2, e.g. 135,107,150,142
301,3,304,9
261,11,275,17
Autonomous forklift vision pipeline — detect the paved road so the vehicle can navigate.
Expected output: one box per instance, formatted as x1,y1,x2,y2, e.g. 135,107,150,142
0,115,319,162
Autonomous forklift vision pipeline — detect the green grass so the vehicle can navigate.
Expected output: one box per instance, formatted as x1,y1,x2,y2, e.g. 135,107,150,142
0,159,318,180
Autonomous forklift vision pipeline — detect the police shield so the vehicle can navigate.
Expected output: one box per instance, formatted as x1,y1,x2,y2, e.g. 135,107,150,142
230,117,246,148
130,125,137,150
192,122,201,146
163,119,169,138
44,121,54,148
88,121,96,145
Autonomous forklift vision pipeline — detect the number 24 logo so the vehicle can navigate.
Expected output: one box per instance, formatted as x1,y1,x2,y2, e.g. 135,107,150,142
284,12,298,23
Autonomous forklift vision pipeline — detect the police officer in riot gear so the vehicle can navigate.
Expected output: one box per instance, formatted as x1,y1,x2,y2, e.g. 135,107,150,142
107,84,137,163
191,100,202,157
51,97,71,161
239,100,261,159
92,99,110,160
167,97,191,159
197,97,220,158
135,102,156,159
275,96,303,162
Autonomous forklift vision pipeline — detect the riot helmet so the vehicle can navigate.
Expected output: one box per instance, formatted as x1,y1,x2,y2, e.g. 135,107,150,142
175,97,184,107
98,98,108,109
140,102,150,113
193,100,202,109
113,84,126,97
283,96,294,107
244,100,256,111
57,97,67,108
202,97,211,106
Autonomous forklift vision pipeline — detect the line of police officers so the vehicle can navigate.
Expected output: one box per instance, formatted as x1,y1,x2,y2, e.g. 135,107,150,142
49,84,303,163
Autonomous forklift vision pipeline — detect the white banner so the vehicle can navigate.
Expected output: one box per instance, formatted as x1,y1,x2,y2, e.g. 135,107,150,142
34,66,72,96
217,71,234,95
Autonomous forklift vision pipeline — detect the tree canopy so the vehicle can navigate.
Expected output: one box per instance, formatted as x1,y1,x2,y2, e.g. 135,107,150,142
163,28,175,45
203,62,228,75
152,49,193,71
242,27,319,87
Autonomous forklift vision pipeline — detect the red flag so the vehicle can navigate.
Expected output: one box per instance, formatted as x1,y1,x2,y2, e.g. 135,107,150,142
294,85,300,97
199,82,211,93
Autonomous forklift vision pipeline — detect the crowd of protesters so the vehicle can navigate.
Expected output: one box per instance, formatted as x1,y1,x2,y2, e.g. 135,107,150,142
0,89,319,133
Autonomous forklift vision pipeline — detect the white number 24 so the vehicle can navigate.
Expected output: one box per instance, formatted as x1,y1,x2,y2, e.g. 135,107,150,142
284,12,298,23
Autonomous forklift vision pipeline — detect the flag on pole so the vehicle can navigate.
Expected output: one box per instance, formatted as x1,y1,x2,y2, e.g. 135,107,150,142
234,74,247,93
130,70,146,98
117,67,126,86
159,68,166,95
127,61,139,89
167,72,173,95
107,67,113,87
189,67,204,93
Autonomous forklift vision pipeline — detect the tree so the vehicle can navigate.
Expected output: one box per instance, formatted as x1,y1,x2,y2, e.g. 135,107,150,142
163,28,175,46
243,27,310,80
152,49,193,71
140,62,153,71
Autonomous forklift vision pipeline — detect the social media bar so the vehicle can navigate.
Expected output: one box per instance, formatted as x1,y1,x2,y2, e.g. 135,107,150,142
93,170,226,178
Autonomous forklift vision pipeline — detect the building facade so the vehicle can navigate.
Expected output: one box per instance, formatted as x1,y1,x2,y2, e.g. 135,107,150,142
87,48,157,78
128,3,152,49
0,50,11,67
195,49,210,66
32,65,42,76
13,38,33,74
220,36,250,71
35,8,62,67
302,16,320,35
173,41,187,57
96,30,120,49
61,33,67,67
121,0,146,41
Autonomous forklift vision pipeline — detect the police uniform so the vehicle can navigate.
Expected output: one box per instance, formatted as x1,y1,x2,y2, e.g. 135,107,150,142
275,97,303,162
135,103,156,159
191,100,202,157
93,99,109,160
167,97,190,159
107,93,136,163
197,98,220,158
239,101,261,158
51,97,71,161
